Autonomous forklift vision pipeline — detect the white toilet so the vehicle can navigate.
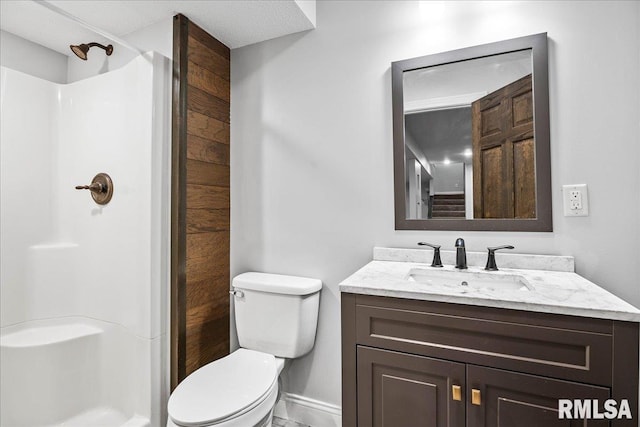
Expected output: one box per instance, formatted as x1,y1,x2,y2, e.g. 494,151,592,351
167,272,322,427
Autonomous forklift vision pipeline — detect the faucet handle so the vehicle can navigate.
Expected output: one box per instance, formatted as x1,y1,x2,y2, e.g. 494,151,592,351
418,242,440,249
418,242,443,267
485,245,515,271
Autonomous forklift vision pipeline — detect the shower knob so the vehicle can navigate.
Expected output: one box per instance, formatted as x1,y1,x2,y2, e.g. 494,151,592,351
75,183,104,192
75,173,113,205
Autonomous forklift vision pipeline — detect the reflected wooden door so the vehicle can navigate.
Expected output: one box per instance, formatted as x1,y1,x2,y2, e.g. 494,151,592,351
472,74,535,219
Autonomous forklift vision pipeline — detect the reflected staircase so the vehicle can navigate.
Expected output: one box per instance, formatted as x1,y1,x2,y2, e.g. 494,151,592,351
431,194,465,218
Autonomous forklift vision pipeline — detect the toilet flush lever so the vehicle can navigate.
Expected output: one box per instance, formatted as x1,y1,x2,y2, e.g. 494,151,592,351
229,289,244,298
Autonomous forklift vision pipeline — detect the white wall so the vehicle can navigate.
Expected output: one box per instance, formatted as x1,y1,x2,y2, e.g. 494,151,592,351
231,0,640,410
294,0,317,28
67,18,172,83
432,163,464,194
0,30,67,83
1,17,172,85
0,67,58,326
465,163,474,219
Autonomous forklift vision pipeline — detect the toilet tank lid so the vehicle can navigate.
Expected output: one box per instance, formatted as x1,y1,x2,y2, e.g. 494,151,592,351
233,272,322,295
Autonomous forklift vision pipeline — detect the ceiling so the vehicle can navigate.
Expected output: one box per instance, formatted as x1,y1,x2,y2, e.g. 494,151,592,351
403,50,531,109
0,0,316,56
405,107,472,165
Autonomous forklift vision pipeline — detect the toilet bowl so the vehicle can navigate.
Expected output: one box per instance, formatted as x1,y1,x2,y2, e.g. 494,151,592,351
168,349,284,427
167,272,322,427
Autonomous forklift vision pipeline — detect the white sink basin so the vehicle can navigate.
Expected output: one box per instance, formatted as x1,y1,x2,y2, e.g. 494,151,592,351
406,268,533,292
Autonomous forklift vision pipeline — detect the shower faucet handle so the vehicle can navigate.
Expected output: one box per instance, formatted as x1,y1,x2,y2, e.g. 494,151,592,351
74,173,114,205
75,183,104,193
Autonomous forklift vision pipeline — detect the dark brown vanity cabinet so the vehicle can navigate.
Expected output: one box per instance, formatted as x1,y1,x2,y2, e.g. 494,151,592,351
342,293,639,427
357,347,465,426
467,365,609,427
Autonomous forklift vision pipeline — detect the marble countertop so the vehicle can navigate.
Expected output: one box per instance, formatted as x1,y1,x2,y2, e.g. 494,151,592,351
339,247,640,322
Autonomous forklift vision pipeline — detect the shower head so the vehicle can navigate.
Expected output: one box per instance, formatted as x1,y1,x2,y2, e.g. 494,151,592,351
70,42,114,60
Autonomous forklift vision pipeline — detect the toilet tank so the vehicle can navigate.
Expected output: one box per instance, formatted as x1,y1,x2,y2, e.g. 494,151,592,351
232,272,322,358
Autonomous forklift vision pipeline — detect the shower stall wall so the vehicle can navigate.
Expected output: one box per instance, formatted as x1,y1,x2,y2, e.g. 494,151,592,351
0,52,170,426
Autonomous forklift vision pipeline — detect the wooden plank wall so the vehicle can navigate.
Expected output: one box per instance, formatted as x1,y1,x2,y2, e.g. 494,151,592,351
172,13,230,390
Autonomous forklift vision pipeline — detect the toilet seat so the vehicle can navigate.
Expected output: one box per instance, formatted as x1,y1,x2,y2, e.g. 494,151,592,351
168,349,278,427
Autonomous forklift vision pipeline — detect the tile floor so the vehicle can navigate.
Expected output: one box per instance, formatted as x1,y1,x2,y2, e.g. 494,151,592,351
272,416,310,427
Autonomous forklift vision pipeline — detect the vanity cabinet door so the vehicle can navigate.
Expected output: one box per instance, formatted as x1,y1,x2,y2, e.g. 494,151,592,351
467,365,610,427
357,346,465,427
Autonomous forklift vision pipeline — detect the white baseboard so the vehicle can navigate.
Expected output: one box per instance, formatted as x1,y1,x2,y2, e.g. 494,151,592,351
274,393,342,426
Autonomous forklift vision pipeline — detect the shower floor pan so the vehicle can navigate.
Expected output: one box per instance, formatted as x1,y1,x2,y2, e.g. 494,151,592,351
0,318,151,427
51,407,149,427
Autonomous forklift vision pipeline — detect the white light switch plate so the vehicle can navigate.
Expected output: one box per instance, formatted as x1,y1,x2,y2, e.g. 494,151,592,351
562,184,589,216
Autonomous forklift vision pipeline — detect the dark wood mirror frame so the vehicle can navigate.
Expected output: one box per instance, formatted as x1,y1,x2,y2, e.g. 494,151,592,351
392,33,551,232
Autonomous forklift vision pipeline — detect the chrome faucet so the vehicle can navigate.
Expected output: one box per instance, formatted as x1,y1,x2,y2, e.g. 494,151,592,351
455,238,467,269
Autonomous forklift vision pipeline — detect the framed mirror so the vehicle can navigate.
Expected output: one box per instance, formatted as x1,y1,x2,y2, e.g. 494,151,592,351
392,33,551,231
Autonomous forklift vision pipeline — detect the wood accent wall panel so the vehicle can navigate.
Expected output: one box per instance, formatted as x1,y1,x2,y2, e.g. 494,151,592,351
172,13,230,390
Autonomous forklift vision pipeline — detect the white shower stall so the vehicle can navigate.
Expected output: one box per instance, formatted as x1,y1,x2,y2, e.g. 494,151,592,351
0,52,170,426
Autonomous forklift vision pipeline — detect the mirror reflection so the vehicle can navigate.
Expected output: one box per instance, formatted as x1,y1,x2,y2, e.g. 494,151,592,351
403,50,534,220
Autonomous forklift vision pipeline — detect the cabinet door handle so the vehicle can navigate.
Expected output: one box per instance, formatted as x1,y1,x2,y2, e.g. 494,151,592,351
472,389,482,405
451,385,462,401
